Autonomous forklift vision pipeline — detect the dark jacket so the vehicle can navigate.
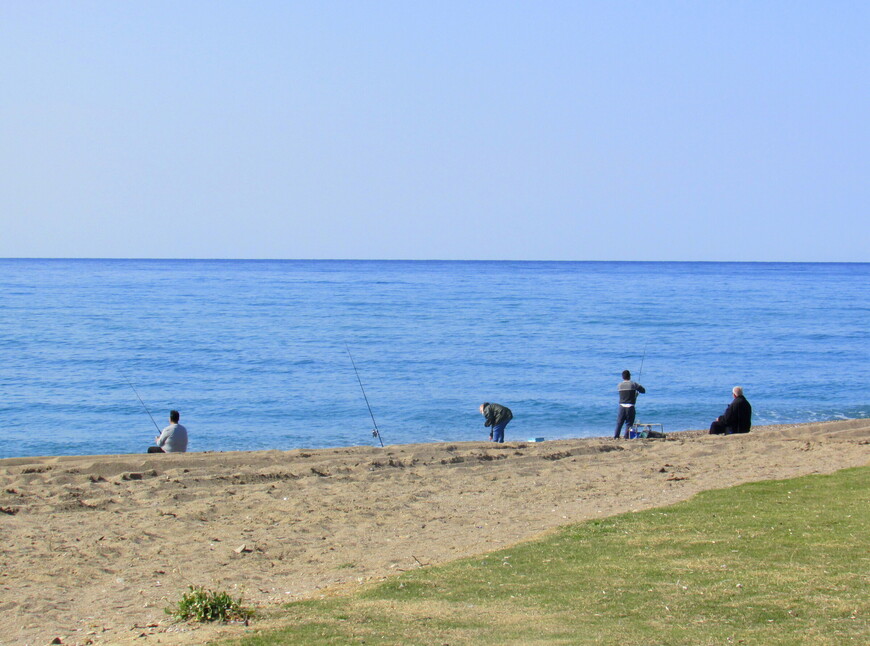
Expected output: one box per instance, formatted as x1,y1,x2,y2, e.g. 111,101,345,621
720,395,752,433
483,403,513,428
617,380,645,405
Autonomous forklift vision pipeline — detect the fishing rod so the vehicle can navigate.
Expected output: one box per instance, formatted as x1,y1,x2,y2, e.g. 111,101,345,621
123,375,162,433
345,344,384,447
638,343,648,378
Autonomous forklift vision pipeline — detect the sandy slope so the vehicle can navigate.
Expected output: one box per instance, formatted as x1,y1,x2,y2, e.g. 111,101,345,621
1,419,867,646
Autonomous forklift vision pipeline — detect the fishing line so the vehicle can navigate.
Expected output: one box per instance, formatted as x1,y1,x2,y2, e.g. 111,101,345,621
345,344,384,447
123,374,162,433
638,343,648,378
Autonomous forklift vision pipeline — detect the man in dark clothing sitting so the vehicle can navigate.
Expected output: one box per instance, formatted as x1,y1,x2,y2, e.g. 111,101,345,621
709,387,752,435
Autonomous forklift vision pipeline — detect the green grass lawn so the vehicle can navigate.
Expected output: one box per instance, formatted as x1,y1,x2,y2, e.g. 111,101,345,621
223,466,868,645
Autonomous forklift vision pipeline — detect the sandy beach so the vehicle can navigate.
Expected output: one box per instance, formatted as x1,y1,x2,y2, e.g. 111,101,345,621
1,419,867,646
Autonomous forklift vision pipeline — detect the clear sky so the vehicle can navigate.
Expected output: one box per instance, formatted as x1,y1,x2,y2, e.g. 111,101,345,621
1,1,868,261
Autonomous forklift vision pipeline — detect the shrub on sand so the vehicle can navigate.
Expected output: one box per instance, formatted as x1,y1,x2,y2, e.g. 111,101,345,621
167,585,253,623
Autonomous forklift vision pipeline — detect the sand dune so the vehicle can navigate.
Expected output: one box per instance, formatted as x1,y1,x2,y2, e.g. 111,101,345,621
1,419,867,646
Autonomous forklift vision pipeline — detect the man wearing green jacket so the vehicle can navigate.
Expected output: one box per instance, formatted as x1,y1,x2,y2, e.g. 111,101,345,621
480,402,513,443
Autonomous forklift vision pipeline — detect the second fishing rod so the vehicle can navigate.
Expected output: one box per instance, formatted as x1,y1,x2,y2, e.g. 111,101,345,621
346,344,384,447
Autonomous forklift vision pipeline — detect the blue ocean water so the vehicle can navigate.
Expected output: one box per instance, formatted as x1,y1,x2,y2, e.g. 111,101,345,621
0,260,867,459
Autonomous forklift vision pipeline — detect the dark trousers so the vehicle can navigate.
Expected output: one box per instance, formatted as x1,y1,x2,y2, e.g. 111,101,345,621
710,420,750,435
709,419,728,434
147,446,165,453
614,405,636,438
490,422,508,443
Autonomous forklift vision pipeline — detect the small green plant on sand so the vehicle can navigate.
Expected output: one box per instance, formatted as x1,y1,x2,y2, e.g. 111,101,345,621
167,585,254,623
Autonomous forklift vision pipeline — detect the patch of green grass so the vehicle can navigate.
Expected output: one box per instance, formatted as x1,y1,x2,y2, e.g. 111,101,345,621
167,585,254,623
226,467,869,645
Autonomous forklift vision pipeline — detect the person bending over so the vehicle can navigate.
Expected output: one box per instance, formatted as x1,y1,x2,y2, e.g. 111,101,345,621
614,370,645,439
480,402,513,443
148,410,188,453
709,387,752,435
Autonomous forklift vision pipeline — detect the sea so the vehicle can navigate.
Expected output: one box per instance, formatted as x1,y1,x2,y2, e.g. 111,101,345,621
0,259,867,459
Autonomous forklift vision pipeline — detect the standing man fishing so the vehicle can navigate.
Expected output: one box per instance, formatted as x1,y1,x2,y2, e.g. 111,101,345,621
614,370,645,439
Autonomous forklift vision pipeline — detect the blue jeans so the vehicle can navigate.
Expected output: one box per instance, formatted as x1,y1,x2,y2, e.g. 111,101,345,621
491,423,507,443
614,405,636,438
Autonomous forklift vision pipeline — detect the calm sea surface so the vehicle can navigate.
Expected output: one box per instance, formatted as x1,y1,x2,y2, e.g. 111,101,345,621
0,260,867,459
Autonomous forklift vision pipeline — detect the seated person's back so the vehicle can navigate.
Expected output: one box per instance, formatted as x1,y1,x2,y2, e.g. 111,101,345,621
151,410,188,452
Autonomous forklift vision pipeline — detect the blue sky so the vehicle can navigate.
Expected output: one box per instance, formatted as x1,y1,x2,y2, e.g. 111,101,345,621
1,1,868,261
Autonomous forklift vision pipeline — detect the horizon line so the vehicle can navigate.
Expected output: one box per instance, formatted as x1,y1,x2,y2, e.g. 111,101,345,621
0,257,867,264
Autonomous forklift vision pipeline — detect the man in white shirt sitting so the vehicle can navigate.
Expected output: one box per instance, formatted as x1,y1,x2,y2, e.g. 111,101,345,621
148,410,188,453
